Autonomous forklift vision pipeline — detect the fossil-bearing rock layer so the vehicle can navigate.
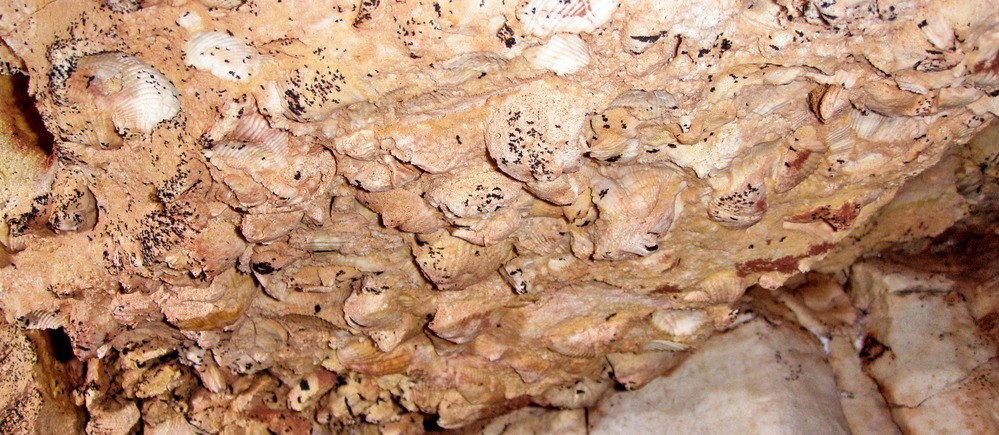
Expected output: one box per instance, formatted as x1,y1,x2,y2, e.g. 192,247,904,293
1,0,999,431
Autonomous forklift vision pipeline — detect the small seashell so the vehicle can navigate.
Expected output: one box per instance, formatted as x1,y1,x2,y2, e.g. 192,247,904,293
847,109,927,143
336,338,411,376
87,399,141,435
587,108,641,164
62,52,181,147
48,172,98,233
337,154,421,192
524,33,590,75
412,230,513,290
773,125,826,193
19,309,68,330
357,188,444,234
608,89,678,121
240,211,303,243
620,16,667,54
643,339,689,351
590,166,686,259
158,268,258,331
938,86,985,109
850,80,937,117
199,0,244,8
650,309,708,337
707,141,780,228
426,165,523,220
518,0,620,37
438,52,510,85
808,84,849,123
287,370,336,412
485,79,587,182
185,31,260,82
919,15,955,50
526,173,583,205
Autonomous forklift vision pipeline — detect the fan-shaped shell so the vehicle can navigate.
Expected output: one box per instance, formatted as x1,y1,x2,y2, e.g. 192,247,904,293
412,231,512,290
808,84,849,123
590,166,686,260
608,89,678,121
707,141,779,228
587,107,640,164
525,173,583,205
518,0,620,37
773,126,826,193
426,166,523,220
63,52,181,146
185,31,260,82
19,309,68,330
485,79,586,182
650,309,708,336
524,34,590,75
357,188,444,234
336,338,411,375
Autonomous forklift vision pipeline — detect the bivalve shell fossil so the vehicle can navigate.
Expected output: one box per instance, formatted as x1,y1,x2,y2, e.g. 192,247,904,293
62,52,181,147
524,34,591,76
185,31,260,82
518,0,620,37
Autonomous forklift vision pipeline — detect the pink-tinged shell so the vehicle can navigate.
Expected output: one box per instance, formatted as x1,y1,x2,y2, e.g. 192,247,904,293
773,126,826,193
524,34,591,75
357,187,444,234
808,84,849,123
426,166,523,220
185,31,260,82
708,141,780,228
590,166,685,260
485,79,586,182
412,231,512,290
525,172,583,205
337,154,421,192
587,107,641,164
62,52,181,147
518,0,620,37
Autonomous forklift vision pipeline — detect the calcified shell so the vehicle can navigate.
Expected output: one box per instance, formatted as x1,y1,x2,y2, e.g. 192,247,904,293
158,268,258,331
19,309,68,330
412,231,512,290
185,31,259,82
48,173,98,233
609,89,678,121
526,173,583,205
63,52,180,146
336,338,410,376
847,109,927,143
200,0,243,8
524,34,590,75
485,79,586,182
87,400,141,435
773,126,826,193
518,0,619,37
707,141,780,228
587,108,640,163
808,84,849,123
590,166,685,259
651,309,708,336
357,188,443,234
426,165,523,220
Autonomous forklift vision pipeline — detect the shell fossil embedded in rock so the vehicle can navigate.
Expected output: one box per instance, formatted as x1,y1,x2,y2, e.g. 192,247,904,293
1,0,998,432
58,52,181,148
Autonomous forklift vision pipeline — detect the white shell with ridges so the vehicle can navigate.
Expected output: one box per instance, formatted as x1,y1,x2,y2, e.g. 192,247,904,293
185,31,260,82
524,34,591,76
518,0,620,37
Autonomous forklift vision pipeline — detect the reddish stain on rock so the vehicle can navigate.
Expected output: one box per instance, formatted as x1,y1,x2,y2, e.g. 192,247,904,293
786,202,862,231
972,51,999,76
735,243,835,277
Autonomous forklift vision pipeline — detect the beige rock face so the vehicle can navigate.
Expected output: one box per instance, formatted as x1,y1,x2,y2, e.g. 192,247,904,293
0,0,998,431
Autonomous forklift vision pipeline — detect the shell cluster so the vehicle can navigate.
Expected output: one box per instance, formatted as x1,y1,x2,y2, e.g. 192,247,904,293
0,0,997,431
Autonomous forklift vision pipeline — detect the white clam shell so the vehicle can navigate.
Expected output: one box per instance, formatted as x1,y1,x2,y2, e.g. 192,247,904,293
524,34,591,76
185,31,260,82
65,52,181,143
518,0,620,37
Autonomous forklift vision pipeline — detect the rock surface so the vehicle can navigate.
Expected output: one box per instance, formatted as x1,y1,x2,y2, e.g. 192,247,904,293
0,0,998,431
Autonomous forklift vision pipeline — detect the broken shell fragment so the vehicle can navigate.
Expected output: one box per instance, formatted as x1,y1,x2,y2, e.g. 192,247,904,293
590,166,685,260
412,231,513,290
518,0,620,37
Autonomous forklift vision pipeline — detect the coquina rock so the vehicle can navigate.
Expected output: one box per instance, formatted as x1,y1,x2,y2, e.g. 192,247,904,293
0,0,997,431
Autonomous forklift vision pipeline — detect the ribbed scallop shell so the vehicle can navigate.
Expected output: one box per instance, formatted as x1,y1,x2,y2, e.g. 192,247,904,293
19,309,68,330
185,31,260,82
336,339,411,376
808,84,849,123
485,79,587,182
337,154,421,192
518,0,620,37
524,34,590,75
525,173,583,205
608,89,678,121
847,109,926,143
64,52,181,143
707,141,779,229
590,166,686,260
199,0,244,9
650,309,708,337
773,126,826,193
426,165,523,220
587,108,640,164
412,231,512,290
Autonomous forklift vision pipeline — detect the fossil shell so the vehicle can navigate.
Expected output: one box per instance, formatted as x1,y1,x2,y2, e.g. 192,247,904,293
850,80,936,117
337,154,421,192
518,0,620,37
87,399,141,435
773,125,826,193
525,173,583,205
336,338,411,376
19,309,68,330
357,187,444,234
158,267,258,331
651,309,709,337
587,108,641,164
412,231,513,290
288,370,336,412
185,31,260,82
62,52,180,147
485,79,587,182
240,211,303,243
590,166,685,260
524,34,591,76
426,165,523,220
199,0,244,8
48,171,98,233
707,141,780,229
847,109,927,143
808,84,849,123
609,89,678,121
